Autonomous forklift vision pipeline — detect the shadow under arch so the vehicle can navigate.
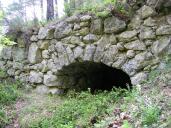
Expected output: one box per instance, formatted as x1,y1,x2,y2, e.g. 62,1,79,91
57,61,132,93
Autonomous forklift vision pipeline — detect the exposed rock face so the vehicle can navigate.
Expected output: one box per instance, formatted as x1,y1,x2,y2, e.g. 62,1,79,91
1,5,171,95
28,43,42,64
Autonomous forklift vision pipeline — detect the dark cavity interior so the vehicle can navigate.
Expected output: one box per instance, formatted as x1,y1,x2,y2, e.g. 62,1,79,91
57,61,132,93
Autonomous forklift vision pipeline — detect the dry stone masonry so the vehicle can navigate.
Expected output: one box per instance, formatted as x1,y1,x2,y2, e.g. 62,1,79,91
0,5,171,94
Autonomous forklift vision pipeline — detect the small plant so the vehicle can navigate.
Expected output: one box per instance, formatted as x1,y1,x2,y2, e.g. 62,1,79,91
122,120,132,128
0,81,21,105
141,105,160,126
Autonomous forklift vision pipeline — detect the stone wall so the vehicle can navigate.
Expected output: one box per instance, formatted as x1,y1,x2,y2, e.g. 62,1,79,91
0,5,171,94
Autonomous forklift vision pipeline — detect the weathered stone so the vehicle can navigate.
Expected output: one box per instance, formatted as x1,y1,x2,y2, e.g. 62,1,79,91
66,46,75,63
101,45,118,65
80,15,91,22
48,88,64,95
151,37,171,56
1,46,12,60
38,27,47,40
73,23,81,30
118,30,138,42
109,34,117,44
55,41,66,54
139,27,156,40
38,40,49,50
43,72,58,86
42,50,50,59
128,15,142,29
7,68,15,76
18,73,29,83
48,41,56,52
66,15,80,23
131,72,148,85
104,17,126,33
46,28,55,39
126,50,135,58
90,19,103,34
112,54,127,68
36,85,49,94
77,27,89,36
83,44,96,61
41,60,48,73
17,36,25,48
73,46,84,59
54,22,72,39
70,36,82,44
144,40,153,46
156,25,171,35
167,15,171,25
29,71,43,84
94,36,111,62
122,52,153,75
0,61,6,69
137,5,156,19
80,21,89,27
116,42,125,51
147,0,171,10
30,35,38,42
13,61,24,70
124,40,146,51
83,34,98,43
28,43,42,64
12,47,25,61
143,17,156,27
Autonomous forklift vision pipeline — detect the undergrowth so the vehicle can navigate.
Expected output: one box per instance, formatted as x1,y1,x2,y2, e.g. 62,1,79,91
0,80,21,127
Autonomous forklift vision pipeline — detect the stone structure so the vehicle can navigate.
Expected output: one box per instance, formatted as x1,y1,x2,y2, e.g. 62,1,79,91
0,5,171,94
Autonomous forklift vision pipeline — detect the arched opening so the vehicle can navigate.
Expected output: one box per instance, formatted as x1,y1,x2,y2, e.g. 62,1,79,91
57,61,132,93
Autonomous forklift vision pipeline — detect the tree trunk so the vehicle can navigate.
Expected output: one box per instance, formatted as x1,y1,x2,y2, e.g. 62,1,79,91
40,0,44,20
46,0,54,20
54,0,58,18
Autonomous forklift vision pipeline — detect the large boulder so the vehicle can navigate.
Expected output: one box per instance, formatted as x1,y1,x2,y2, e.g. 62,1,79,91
104,17,126,33
28,43,42,64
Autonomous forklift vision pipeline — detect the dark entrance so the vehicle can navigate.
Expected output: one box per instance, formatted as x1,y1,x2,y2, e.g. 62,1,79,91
57,61,132,93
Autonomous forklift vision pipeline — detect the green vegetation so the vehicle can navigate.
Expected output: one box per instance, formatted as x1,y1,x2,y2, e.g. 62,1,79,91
0,81,21,127
64,0,131,18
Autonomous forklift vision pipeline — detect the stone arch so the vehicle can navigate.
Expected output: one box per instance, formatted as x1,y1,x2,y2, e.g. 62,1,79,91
56,61,132,93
